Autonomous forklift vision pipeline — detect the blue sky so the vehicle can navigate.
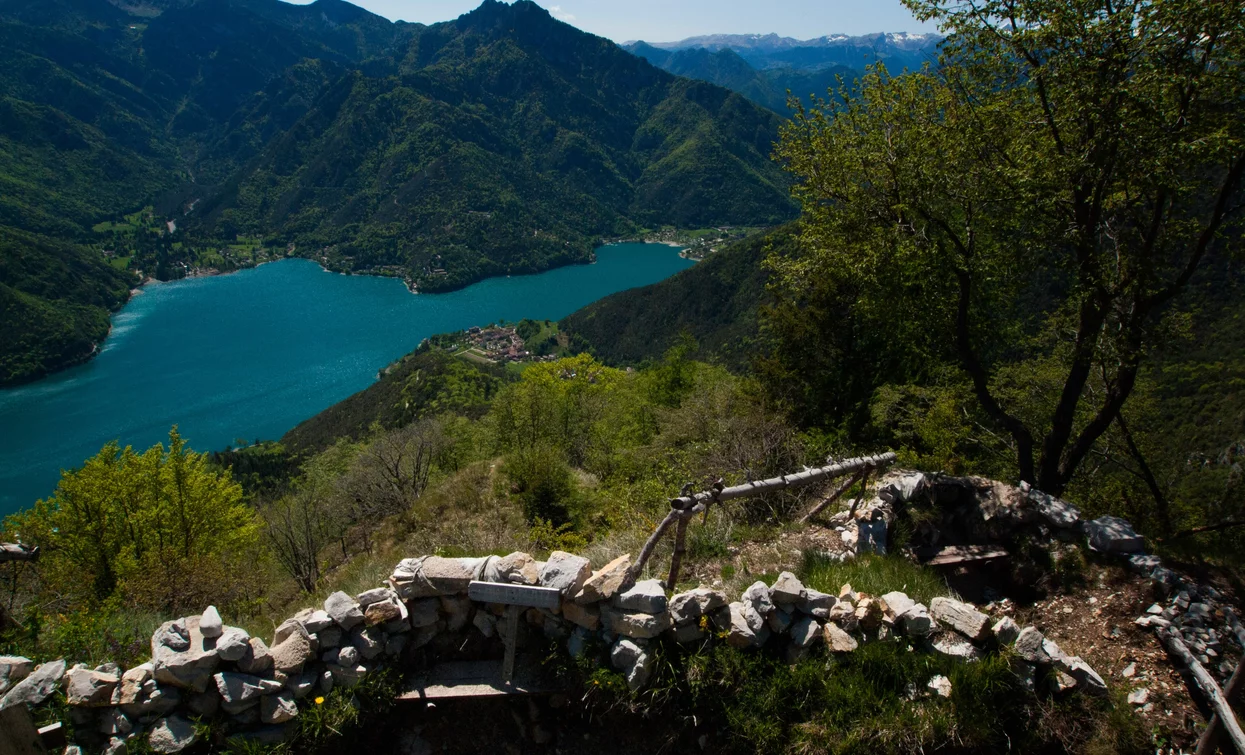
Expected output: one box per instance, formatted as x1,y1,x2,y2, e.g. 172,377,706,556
295,0,941,42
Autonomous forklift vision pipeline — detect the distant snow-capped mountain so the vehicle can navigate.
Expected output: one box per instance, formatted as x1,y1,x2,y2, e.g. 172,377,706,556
632,32,942,72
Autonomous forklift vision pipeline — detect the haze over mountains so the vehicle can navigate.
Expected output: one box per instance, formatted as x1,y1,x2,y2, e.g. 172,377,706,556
0,0,797,385
625,31,942,113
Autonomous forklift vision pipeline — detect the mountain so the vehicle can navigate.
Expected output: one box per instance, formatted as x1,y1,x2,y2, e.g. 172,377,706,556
192,0,796,292
0,0,795,384
625,43,854,113
560,226,794,368
640,32,942,72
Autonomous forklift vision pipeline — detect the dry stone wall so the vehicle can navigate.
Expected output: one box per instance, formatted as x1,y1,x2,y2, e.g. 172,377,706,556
2,470,1206,755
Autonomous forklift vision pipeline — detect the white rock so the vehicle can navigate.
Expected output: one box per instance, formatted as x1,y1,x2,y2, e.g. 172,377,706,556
897,604,933,637
1027,488,1080,528
1086,516,1145,553
610,639,653,691
148,716,198,754
931,635,981,660
261,691,299,724
1127,688,1149,705
797,589,835,619
930,597,990,641
356,588,391,607
742,581,774,617
992,616,1021,645
668,588,727,624
0,659,67,710
324,592,365,630
881,591,915,618
823,622,858,653
790,616,821,648
770,572,804,605
539,551,591,596
613,579,667,614
1014,627,1052,663
64,666,120,707
199,606,223,639
927,674,952,698
217,628,251,662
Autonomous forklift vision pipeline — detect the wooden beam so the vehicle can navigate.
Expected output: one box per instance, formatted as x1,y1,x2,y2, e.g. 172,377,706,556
799,470,864,523
1159,628,1245,754
1197,657,1245,755
467,581,560,610
669,453,897,511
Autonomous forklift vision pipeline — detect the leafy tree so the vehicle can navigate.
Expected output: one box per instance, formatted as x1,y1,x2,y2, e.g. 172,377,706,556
3,428,263,612
774,0,1245,493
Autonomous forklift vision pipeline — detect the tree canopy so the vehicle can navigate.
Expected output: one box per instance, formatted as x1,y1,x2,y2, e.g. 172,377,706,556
774,0,1245,493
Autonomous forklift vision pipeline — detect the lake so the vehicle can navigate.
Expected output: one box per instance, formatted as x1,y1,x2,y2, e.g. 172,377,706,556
0,244,693,516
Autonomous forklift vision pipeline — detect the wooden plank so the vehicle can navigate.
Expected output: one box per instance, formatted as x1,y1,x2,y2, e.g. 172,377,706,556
0,705,46,755
502,604,519,683
922,545,1010,566
397,660,552,701
468,581,560,609
1160,628,1245,754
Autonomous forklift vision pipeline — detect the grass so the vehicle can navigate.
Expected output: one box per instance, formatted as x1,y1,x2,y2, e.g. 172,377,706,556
798,551,954,604
573,634,1147,755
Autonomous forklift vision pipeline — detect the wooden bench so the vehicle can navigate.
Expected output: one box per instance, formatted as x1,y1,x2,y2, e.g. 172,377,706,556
398,581,561,702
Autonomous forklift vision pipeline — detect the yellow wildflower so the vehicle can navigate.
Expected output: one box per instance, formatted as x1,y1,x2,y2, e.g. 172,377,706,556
314,696,325,705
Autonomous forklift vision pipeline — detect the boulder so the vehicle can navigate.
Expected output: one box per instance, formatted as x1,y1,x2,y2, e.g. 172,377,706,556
269,621,315,673
1086,516,1145,554
299,609,335,633
561,601,601,631
926,675,953,698
356,588,392,607
152,617,219,692
188,687,221,717
930,597,990,641
931,635,981,660
573,554,631,603
539,551,592,596
797,589,836,619
614,579,667,614
1027,488,1080,528
472,611,496,638
1014,627,1052,664
99,709,133,737
790,616,821,648
767,609,793,633
726,603,757,649
881,591,915,619
148,716,198,754
741,581,774,617
336,646,360,667
200,606,223,639
823,622,858,653
261,691,299,724
1057,655,1108,695
897,604,934,637
878,472,926,504
610,639,654,691
490,552,542,586
329,663,367,688
236,638,272,676
854,596,884,629
117,664,152,705
364,598,403,627
1127,554,1162,576
217,627,251,662
65,666,120,707
215,672,283,704
668,588,728,624
324,592,365,630
602,606,671,639
408,598,440,629
992,617,1021,645
351,627,385,660
770,572,805,605
0,656,33,696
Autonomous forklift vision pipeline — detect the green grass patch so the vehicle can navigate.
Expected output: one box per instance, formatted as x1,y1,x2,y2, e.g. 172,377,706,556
799,551,954,604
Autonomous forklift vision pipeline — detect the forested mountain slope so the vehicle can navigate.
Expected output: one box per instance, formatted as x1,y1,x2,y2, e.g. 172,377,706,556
0,0,794,384
561,226,793,367
625,43,854,113
194,0,795,291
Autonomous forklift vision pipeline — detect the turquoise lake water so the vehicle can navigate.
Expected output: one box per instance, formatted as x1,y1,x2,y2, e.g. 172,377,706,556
0,243,692,516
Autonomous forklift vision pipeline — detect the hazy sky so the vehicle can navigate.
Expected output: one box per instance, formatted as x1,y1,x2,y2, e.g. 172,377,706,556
291,0,941,42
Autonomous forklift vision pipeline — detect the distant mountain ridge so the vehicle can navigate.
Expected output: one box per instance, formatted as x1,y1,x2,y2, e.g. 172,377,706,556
629,31,942,75
0,0,795,385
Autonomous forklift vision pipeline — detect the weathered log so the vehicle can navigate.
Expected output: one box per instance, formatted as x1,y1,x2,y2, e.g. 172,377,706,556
1197,656,1245,755
665,514,690,590
799,470,864,523
1159,628,1245,754
628,510,681,584
670,453,897,511
846,467,874,518
0,543,38,563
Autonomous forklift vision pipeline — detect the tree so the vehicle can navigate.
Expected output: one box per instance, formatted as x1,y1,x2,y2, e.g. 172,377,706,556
774,0,1245,493
2,428,263,612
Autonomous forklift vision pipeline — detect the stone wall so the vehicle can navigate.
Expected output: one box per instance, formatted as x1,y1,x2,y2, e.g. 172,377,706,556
1,471,1207,755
